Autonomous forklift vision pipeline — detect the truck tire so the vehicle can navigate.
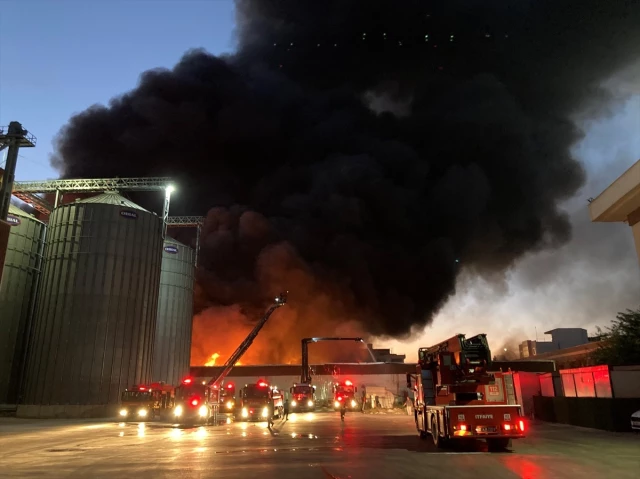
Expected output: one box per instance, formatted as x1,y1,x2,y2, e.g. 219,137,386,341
432,417,446,448
487,438,510,451
415,411,428,439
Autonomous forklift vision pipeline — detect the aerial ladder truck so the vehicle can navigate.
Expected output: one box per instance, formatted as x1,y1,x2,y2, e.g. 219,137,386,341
407,333,526,451
172,292,288,425
292,337,375,411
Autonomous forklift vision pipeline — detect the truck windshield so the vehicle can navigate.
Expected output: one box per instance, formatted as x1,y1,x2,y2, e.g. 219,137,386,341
121,391,151,402
243,386,269,399
292,386,312,394
175,384,207,400
336,385,354,395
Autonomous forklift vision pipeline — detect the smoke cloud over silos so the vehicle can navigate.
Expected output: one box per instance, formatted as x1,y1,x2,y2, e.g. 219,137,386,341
50,1,640,357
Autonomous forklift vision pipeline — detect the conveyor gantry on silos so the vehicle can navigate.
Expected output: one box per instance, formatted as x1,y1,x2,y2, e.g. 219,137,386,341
11,177,176,238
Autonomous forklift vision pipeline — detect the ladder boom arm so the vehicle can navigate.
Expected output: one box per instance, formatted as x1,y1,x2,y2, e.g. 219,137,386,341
208,292,288,389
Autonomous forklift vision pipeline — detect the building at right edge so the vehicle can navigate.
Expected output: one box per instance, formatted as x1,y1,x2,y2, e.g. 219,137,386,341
589,159,640,264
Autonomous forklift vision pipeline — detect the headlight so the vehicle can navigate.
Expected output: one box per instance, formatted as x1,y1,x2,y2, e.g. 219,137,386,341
226,401,233,410
262,407,269,418
334,401,340,408
119,409,128,417
291,400,297,407
138,409,148,417
198,406,208,417
174,405,183,417
308,400,314,407
241,408,248,418
351,400,356,408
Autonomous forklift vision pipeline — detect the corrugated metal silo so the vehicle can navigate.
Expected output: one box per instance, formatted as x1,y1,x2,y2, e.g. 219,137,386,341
0,205,46,404
153,239,195,385
21,192,163,415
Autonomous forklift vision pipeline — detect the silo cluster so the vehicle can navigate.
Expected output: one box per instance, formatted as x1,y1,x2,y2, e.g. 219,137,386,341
0,186,198,418
153,239,195,385
0,205,46,405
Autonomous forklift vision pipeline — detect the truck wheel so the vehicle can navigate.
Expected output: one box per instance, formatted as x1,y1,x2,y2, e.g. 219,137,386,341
487,438,510,451
415,412,427,439
432,417,446,448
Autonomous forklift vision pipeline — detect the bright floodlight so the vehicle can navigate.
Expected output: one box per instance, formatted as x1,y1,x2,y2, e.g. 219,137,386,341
166,184,175,194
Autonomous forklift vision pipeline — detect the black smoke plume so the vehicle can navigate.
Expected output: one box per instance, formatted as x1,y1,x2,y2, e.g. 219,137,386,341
51,1,640,340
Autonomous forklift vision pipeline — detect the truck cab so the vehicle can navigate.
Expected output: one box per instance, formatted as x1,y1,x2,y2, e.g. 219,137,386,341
172,377,213,424
290,383,316,412
333,379,358,410
119,383,174,421
238,380,283,421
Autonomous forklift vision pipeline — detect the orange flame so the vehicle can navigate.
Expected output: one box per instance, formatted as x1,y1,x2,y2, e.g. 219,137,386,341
190,241,372,366
204,353,220,366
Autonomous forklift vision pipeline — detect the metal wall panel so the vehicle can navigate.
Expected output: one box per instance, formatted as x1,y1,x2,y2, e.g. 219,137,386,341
153,240,195,385
0,205,46,404
22,194,163,405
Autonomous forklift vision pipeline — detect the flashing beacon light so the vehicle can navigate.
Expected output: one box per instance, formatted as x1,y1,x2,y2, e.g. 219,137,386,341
183,377,193,385
227,383,234,389
191,398,199,406
344,380,353,386
139,386,147,391
258,380,268,387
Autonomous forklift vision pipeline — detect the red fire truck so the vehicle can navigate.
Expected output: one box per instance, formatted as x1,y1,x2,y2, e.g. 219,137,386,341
290,383,316,412
333,379,358,410
238,380,284,422
408,334,526,451
119,382,175,420
173,293,288,426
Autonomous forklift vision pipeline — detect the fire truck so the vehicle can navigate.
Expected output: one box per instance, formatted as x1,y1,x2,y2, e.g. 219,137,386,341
238,380,284,422
408,334,526,451
173,292,288,425
290,383,316,412
119,382,175,420
333,379,358,410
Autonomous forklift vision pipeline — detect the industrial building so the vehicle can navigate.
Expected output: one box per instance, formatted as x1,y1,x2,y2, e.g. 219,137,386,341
519,328,590,358
589,159,640,264
366,344,406,363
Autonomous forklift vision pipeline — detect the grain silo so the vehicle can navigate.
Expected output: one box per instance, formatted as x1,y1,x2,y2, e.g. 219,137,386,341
0,204,46,405
153,239,195,385
20,192,163,417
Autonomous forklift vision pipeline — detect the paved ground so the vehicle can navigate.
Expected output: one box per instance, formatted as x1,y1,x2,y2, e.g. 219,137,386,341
1,412,638,478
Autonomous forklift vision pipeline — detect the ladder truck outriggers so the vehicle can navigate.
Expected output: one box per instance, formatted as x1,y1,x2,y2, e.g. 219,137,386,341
295,337,374,410
172,292,288,425
408,334,526,451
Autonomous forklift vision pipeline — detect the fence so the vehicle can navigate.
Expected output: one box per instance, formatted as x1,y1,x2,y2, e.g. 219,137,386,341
533,395,640,432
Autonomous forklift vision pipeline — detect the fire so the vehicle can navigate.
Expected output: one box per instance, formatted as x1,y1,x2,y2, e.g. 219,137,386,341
204,353,220,366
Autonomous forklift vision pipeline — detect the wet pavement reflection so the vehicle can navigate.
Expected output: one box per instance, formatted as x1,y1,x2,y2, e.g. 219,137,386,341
1,412,638,478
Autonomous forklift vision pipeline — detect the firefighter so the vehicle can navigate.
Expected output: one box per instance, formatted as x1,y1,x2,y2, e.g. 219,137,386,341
340,400,347,421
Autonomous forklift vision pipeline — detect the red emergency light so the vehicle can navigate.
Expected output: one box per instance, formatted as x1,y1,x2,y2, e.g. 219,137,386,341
257,379,268,387
191,398,199,406
344,380,353,386
139,386,146,391
227,383,234,389
183,377,193,385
